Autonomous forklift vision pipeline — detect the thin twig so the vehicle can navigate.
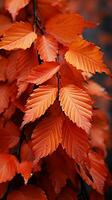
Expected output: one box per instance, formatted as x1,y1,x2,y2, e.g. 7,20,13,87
33,0,44,34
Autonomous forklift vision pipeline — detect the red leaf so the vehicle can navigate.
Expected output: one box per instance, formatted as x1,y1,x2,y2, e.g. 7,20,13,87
0,154,18,183
7,185,47,200
18,161,33,184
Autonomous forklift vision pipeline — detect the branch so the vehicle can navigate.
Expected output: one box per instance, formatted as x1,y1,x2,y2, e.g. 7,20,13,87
33,0,44,34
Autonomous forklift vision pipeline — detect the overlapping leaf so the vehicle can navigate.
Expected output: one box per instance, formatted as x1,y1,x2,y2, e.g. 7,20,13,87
28,62,60,85
18,161,32,184
59,84,92,133
22,85,58,126
5,0,30,20
62,118,90,163
0,121,20,152
7,185,47,200
76,151,109,194
0,22,37,50
37,34,58,61
65,37,109,74
0,84,10,113
0,154,18,183
32,114,63,161
46,13,94,43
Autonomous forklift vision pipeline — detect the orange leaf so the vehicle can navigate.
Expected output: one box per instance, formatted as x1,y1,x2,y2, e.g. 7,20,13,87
0,84,10,113
46,13,94,44
32,114,63,161
5,0,30,20
0,56,8,81
0,14,11,35
65,37,110,74
62,118,90,163
37,34,58,61
0,154,18,183
7,48,37,95
28,62,60,85
18,161,33,184
59,84,92,133
0,22,37,50
87,80,111,100
76,151,109,194
7,185,47,200
20,142,34,162
22,85,58,126
0,121,20,152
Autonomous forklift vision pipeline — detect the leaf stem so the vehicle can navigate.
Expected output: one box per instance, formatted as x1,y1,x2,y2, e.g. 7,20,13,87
33,0,44,34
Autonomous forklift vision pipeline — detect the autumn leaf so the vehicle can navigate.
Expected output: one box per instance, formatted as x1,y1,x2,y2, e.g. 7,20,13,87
0,84,10,113
7,185,47,200
28,62,60,85
62,118,90,163
0,22,37,50
46,13,94,44
20,142,34,162
32,114,63,161
22,85,58,126
18,161,33,184
5,0,30,20
65,37,110,74
0,56,8,81
37,34,58,61
59,84,92,133
0,121,20,152
0,154,18,183
0,14,11,35
76,151,109,194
